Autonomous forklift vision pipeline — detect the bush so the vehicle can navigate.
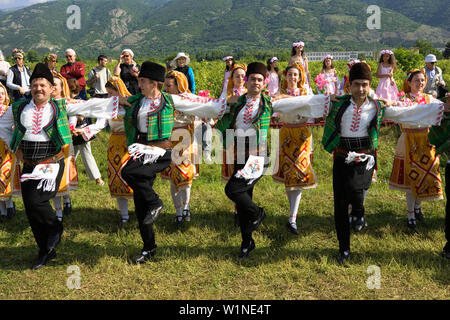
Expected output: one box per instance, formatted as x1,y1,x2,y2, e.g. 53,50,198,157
393,48,424,72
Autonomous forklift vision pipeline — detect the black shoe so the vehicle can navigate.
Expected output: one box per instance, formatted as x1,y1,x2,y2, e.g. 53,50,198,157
352,216,368,233
143,205,163,225
415,208,424,222
63,201,72,216
175,215,183,227
239,240,255,259
6,203,16,219
286,221,299,235
247,208,266,233
182,208,191,222
119,217,129,228
234,212,240,227
31,249,56,270
134,247,156,264
407,218,417,230
337,250,350,264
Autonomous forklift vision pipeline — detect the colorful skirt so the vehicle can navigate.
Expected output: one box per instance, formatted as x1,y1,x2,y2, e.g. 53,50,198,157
56,144,78,196
0,138,21,199
272,125,317,190
389,129,443,200
107,133,133,198
221,145,235,181
160,126,198,192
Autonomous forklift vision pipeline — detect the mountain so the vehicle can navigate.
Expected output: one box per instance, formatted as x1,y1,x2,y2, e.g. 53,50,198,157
0,0,448,59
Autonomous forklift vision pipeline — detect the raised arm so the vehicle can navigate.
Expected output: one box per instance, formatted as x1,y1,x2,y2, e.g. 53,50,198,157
65,96,120,119
171,92,228,120
272,94,331,119
384,102,445,128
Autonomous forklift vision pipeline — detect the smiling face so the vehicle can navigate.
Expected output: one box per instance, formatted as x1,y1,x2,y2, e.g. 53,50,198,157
51,77,64,99
232,68,246,89
382,54,390,63
46,58,57,71
246,73,265,96
65,52,76,64
122,52,132,64
177,57,187,68
324,58,332,68
408,72,426,95
0,86,6,105
31,78,54,105
286,67,300,89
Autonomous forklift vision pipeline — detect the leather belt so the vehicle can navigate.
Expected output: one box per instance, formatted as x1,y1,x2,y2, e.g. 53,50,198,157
23,150,65,167
335,148,372,156
139,139,172,149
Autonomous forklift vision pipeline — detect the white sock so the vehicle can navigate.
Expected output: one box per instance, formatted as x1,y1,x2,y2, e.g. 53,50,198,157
406,191,416,214
407,211,415,220
414,198,422,212
63,195,71,204
180,186,191,211
0,201,6,216
117,198,129,220
56,210,63,220
6,198,14,208
287,189,302,224
170,182,183,216
53,196,62,212
362,189,368,205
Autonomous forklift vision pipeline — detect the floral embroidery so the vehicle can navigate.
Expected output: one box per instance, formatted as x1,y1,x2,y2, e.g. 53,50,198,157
349,102,363,133
31,105,45,135
243,98,258,125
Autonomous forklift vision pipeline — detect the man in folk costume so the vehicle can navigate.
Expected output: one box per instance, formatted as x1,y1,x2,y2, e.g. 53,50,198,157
0,63,120,269
119,61,228,263
428,93,450,259
321,62,448,263
216,62,335,258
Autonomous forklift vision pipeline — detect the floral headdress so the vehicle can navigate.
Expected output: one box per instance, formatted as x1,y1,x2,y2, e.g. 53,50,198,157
401,68,426,94
292,41,305,48
269,57,278,64
12,48,25,59
44,53,58,63
380,49,394,56
222,56,233,62
322,55,333,62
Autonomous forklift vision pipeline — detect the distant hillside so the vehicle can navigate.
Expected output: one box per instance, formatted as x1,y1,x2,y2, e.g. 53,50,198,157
0,0,448,59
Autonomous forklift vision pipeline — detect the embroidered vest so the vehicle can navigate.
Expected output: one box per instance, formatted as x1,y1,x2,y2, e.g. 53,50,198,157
215,93,273,147
10,98,72,152
124,92,175,146
321,95,385,153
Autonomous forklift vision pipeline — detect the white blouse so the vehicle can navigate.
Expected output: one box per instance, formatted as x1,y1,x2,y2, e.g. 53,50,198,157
340,98,377,138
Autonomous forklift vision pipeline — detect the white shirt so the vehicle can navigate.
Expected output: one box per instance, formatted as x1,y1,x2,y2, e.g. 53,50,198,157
235,97,260,137
340,98,377,138
20,101,54,142
137,96,163,133
7,67,30,92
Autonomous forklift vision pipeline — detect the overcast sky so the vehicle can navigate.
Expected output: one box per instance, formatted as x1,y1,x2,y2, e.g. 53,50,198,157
0,0,56,10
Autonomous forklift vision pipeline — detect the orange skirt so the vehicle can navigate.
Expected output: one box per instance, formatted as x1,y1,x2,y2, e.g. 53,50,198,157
56,144,78,196
107,133,133,198
0,138,21,198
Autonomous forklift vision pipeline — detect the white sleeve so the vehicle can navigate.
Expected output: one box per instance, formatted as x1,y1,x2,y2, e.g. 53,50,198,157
384,103,444,128
6,69,20,91
82,118,108,141
0,107,14,147
272,94,331,119
171,93,228,119
65,97,120,119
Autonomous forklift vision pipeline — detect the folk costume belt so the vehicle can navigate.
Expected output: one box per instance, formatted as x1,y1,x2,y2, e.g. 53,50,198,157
23,149,65,167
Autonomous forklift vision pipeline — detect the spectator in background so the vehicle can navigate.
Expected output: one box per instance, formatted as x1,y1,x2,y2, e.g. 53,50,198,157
6,49,31,102
87,55,111,98
320,55,338,95
289,41,312,94
424,54,446,98
61,48,87,100
173,52,195,93
0,50,11,88
44,53,59,75
67,78,105,186
221,56,235,94
114,49,140,95
267,57,281,96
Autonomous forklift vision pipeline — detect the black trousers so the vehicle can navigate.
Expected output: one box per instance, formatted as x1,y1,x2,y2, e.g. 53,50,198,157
225,157,265,248
121,150,172,251
444,163,450,251
21,158,65,254
332,153,375,253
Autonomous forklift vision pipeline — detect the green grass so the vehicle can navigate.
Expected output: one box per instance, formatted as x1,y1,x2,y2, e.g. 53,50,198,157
0,126,448,300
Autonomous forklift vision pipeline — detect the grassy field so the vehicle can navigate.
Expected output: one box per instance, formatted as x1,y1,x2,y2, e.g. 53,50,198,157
0,124,448,300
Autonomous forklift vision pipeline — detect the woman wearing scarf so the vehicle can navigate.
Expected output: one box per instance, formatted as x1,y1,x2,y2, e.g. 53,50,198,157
0,83,19,219
273,63,316,235
389,69,444,230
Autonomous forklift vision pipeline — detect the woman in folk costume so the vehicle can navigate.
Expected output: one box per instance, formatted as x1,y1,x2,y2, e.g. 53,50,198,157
161,70,200,226
375,50,399,100
0,83,20,219
51,73,78,221
389,69,444,229
103,77,133,226
273,63,316,235
289,41,313,95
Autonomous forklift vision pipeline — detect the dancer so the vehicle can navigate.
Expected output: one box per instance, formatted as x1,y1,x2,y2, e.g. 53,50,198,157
273,63,315,235
389,69,444,230
375,50,398,100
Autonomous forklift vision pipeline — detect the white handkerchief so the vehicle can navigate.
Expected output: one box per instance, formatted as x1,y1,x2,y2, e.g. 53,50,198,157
128,143,166,164
345,152,375,170
235,155,265,185
21,163,60,192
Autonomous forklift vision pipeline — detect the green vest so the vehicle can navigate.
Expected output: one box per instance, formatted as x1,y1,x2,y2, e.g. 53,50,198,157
10,98,72,152
429,115,450,156
215,93,273,148
124,92,175,146
321,95,385,153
